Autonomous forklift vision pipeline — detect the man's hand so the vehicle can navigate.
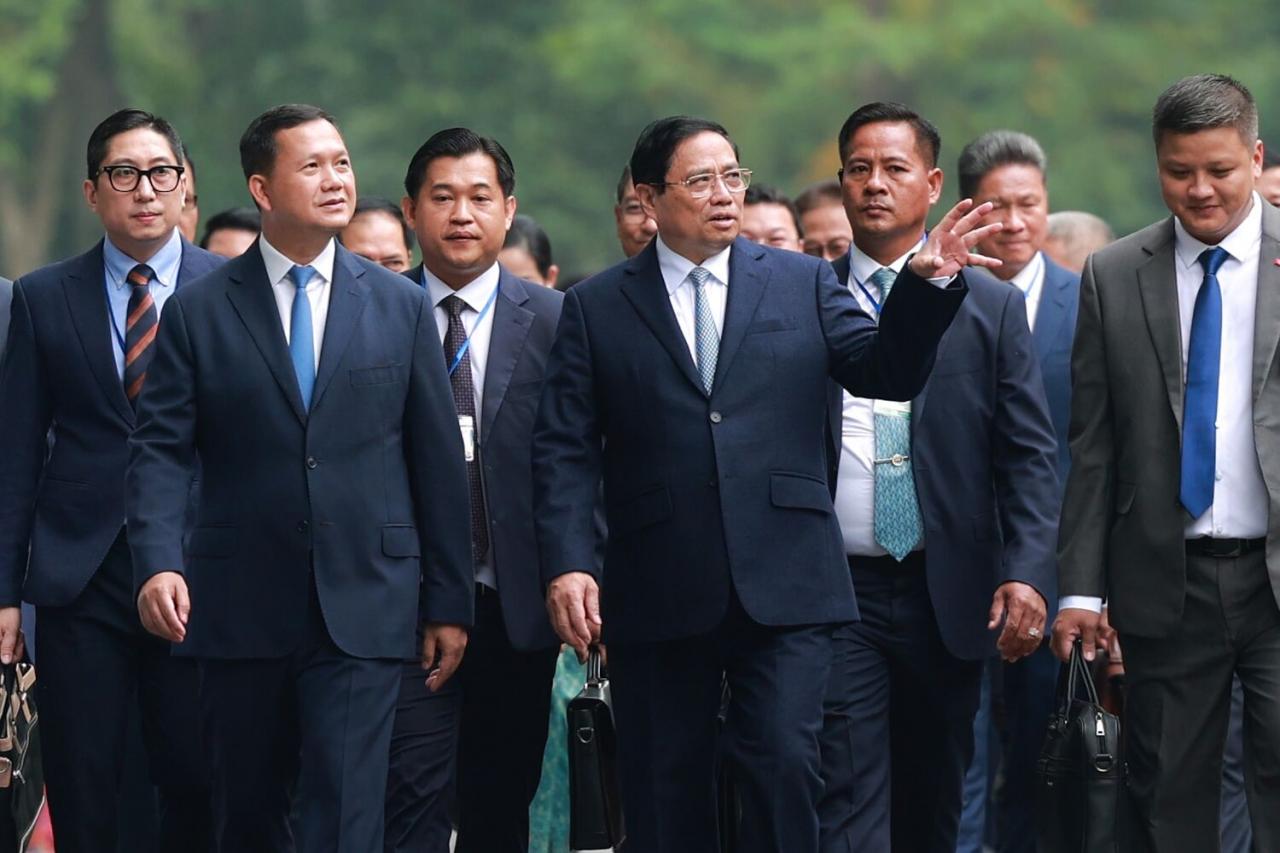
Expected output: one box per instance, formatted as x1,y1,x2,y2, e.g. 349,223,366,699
137,571,190,643
0,607,24,665
1051,607,1102,662
907,199,1005,279
547,572,602,662
422,623,468,692
989,581,1048,662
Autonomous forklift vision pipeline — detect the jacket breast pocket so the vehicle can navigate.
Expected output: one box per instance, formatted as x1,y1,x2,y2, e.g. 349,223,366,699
350,364,403,387
505,379,543,400
745,317,798,335
932,353,986,377
769,472,831,514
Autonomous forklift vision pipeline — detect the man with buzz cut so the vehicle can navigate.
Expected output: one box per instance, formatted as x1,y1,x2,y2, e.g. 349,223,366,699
0,108,218,852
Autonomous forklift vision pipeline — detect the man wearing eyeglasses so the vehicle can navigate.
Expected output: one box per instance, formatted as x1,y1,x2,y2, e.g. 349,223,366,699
614,164,658,258
534,115,995,850
0,109,219,850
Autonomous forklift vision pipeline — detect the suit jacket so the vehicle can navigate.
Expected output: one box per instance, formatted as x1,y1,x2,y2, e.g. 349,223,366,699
406,263,562,652
0,240,223,607
533,237,966,645
1059,203,1280,638
1034,256,1081,491
830,255,1059,660
127,242,473,660
0,277,12,363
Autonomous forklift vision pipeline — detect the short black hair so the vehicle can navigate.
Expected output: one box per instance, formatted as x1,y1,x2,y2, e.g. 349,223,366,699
1152,74,1257,147
629,116,739,193
86,109,184,180
794,179,844,216
199,207,261,249
744,184,804,238
240,104,338,180
1265,142,1280,171
837,102,941,169
403,127,515,201
502,214,555,278
956,130,1048,199
346,196,414,252
615,164,635,204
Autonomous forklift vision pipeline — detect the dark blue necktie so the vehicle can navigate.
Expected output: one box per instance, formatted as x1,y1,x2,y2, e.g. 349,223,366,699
1180,246,1229,517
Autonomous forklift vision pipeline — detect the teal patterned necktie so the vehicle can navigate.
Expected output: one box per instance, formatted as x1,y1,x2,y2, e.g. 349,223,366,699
689,266,719,395
868,267,923,560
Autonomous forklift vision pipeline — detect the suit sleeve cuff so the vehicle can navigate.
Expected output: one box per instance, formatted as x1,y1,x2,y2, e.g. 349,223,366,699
1059,595,1104,613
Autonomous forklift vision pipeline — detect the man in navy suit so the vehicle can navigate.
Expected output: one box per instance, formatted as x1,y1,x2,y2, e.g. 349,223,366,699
956,128,1081,853
126,104,473,852
533,115,1001,851
384,128,563,853
0,109,218,851
817,104,1059,853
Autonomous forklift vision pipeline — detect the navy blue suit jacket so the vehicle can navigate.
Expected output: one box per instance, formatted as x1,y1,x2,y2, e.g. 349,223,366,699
0,239,223,607
407,264,562,652
126,242,473,660
533,237,967,645
830,254,1059,660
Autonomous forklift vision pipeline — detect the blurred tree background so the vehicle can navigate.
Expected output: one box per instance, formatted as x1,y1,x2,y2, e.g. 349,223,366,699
1,0,1278,278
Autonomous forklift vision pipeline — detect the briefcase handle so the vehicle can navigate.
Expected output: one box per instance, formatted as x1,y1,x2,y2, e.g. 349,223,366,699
1062,639,1102,707
586,645,606,686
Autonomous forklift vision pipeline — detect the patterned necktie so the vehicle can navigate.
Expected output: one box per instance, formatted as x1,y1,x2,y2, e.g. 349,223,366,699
288,265,317,411
442,295,489,563
689,266,719,395
123,264,158,407
1180,246,1229,517
868,267,923,560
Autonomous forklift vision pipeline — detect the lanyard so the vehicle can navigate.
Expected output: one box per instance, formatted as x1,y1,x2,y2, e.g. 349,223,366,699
433,276,500,377
852,270,885,319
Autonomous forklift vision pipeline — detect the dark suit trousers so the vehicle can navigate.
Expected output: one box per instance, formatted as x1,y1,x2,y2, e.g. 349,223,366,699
384,586,557,853
997,643,1059,853
1121,548,1280,853
818,552,984,853
198,576,401,853
35,528,210,853
608,589,835,853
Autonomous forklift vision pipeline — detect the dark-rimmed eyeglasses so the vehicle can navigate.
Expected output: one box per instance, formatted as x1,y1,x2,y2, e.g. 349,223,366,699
660,168,752,199
97,164,186,193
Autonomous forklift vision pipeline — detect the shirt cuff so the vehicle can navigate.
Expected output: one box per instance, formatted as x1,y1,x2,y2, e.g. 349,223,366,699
926,274,956,288
1059,595,1104,614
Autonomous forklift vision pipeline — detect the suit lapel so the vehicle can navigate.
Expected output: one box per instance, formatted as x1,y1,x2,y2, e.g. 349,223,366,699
62,242,134,425
1033,258,1072,362
1252,204,1280,404
225,244,307,425
619,243,704,394
1136,221,1184,431
712,239,769,392
310,247,368,412
480,269,534,442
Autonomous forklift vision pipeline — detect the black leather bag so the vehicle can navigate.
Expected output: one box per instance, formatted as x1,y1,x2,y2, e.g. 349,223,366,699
567,648,625,850
0,662,43,852
1036,640,1124,853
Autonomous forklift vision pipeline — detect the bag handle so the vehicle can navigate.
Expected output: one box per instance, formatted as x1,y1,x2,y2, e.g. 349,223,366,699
1064,638,1101,706
586,646,606,685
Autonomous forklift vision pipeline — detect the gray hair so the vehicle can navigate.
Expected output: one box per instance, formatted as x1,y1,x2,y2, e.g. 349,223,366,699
1152,74,1257,147
956,130,1047,199
1045,211,1115,272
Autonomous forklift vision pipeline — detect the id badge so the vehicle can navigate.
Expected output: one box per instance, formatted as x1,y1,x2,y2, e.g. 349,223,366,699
458,415,475,462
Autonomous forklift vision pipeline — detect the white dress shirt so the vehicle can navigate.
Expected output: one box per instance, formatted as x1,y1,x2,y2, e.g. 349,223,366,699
259,235,335,371
423,262,501,590
833,238,927,556
1008,250,1046,332
1060,194,1268,615
655,235,731,361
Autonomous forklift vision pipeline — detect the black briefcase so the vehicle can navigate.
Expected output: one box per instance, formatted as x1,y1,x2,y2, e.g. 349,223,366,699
1036,640,1124,852
567,648,625,850
0,662,43,852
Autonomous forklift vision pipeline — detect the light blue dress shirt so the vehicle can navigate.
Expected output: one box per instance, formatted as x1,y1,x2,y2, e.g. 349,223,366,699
102,229,183,380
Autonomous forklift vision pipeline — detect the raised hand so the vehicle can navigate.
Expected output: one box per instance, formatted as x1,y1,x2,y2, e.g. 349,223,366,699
907,199,1005,279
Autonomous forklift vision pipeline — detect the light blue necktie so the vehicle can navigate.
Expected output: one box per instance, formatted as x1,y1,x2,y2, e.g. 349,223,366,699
1180,246,1228,517
690,266,719,395
288,264,317,410
868,266,923,560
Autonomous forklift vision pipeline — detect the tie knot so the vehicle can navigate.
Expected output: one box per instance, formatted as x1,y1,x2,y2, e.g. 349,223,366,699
289,264,317,290
443,294,467,318
1199,246,1230,277
689,267,712,289
868,267,896,296
126,264,154,289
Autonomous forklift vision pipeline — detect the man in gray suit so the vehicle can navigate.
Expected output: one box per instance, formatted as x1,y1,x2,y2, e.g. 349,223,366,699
1053,74,1280,851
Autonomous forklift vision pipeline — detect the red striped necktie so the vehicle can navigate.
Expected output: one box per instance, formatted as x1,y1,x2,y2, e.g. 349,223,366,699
124,264,159,407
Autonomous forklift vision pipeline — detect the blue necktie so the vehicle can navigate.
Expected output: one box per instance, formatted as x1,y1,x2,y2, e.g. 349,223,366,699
1180,246,1228,518
867,267,923,560
288,265,317,411
689,267,719,395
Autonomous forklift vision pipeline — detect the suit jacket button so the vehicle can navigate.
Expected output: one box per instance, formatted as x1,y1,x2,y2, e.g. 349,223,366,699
709,411,722,424
306,456,318,469
297,520,309,533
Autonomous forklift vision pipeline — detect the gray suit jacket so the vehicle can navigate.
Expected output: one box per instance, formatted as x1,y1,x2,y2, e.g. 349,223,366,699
0,277,11,361
1058,201,1280,639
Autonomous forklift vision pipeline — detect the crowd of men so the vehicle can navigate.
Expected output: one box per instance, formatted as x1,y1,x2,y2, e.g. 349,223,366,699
0,71,1278,853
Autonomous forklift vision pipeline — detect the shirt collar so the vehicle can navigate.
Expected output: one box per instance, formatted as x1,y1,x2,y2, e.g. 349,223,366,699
846,236,925,288
422,262,501,312
104,228,183,291
1009,250,1045,296
1173,191,1263,271
258,234,337,287
654,234,732,295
